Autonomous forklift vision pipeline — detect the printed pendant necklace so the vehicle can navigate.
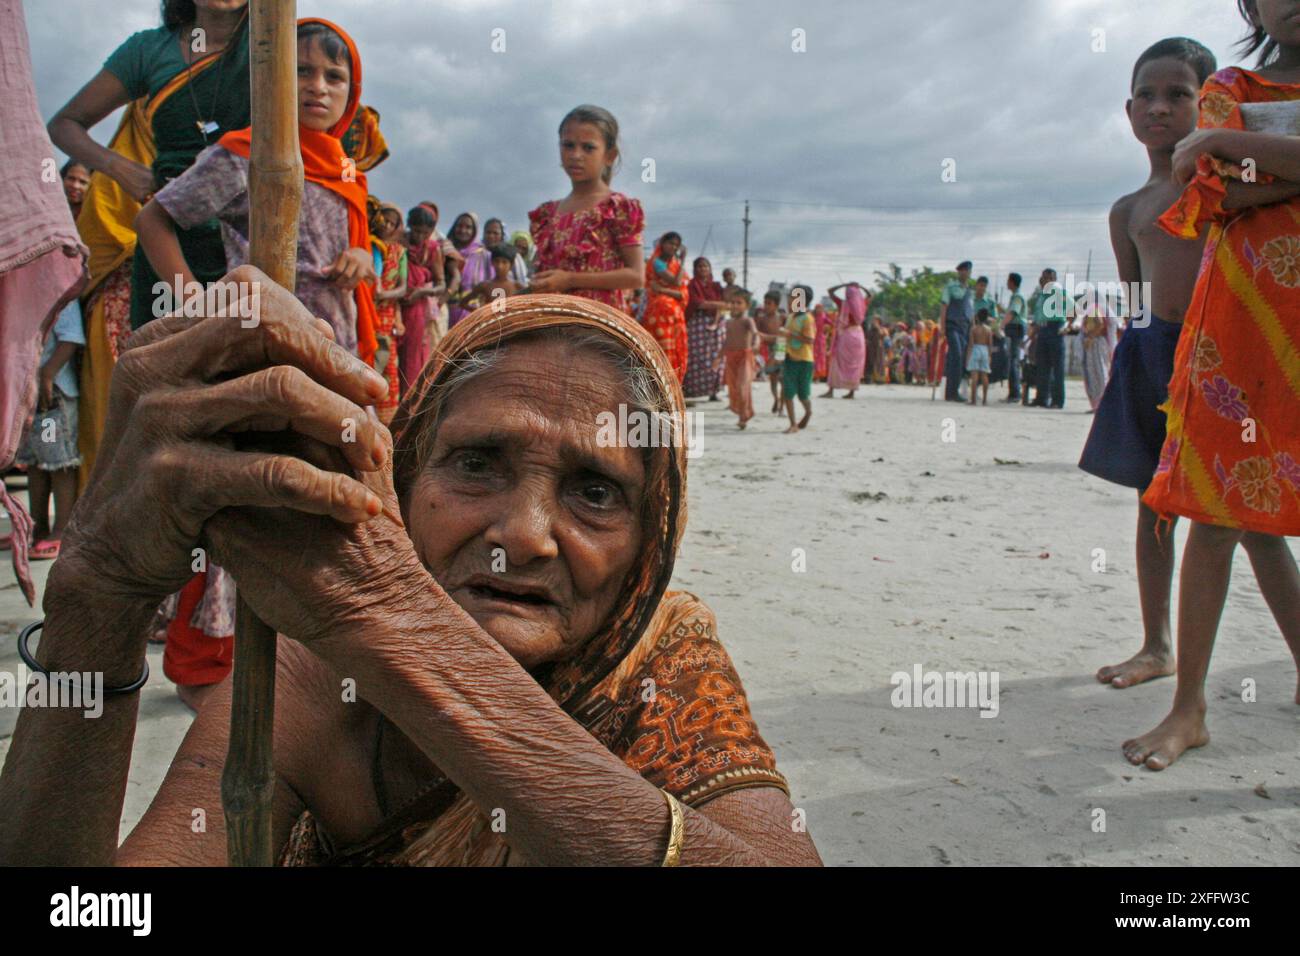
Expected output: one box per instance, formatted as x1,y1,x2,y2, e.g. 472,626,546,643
184,36,227,142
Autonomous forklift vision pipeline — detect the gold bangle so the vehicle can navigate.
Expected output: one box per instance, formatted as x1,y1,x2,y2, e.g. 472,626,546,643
661,789,685,867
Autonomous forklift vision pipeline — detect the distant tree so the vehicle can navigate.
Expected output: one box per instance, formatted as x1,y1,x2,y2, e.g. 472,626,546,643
868,264,954,326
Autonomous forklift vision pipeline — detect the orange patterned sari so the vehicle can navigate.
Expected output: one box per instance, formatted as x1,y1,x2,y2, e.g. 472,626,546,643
640,247,689,381
1144,68,1300,535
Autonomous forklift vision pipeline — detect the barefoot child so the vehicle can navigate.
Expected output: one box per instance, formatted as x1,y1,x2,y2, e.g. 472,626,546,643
965,309,993,405
1084,37,1300,698
16,301,84,561
756,290,786,413
780,284,816,433
714,286,758,428
1120,9,1300,769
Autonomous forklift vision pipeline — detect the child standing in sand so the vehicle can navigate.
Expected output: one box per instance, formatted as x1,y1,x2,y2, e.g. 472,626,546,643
965,309,994,405
714,287,759,428
756,290,786,413
1115,10,1300,770
779,284,817,433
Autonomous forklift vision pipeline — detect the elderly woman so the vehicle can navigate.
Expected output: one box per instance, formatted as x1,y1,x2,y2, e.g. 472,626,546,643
0,268,820,867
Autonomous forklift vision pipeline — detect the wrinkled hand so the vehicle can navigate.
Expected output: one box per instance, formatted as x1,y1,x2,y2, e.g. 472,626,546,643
54,265,392,612
327,246,377,291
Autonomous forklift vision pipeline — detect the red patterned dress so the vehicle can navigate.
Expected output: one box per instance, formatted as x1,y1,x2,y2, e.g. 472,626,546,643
528,192,644,315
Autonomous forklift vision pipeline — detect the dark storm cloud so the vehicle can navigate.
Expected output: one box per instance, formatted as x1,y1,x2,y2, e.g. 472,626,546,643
25,0,1247,296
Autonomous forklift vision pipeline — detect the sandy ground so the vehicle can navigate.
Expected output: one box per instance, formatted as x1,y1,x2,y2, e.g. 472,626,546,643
3,376,1298,865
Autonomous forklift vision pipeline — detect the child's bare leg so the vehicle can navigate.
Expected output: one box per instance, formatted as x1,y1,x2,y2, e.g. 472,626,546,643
1123,521,1242,770
783,398,798,433
1098,501,1177,687
49,468,78,537
797,397,812,430
1241,531,1300,703
28,468,52,540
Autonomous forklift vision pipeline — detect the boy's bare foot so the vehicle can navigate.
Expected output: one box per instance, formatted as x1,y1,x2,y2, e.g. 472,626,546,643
783,424,799,434
1097,650,1174,688
176,682,219,715
1122,708,1210,770
797,412,811,429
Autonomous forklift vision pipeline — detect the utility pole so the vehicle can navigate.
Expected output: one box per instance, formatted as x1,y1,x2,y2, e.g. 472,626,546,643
1085,248,1092,283
742,199,751,289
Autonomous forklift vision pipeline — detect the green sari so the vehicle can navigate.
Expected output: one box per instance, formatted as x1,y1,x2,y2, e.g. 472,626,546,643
128,20,251,330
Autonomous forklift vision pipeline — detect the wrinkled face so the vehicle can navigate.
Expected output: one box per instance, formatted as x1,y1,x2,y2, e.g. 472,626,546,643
484,221,505,246
559,120,613,184
62,165,90,205
1127,58,1201,149
453,215,476,246
406,338,648,670
513,236,531,259
297,38,350,132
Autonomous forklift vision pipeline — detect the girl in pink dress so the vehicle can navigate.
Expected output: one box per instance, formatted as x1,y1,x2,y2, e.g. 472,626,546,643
528,105,644,314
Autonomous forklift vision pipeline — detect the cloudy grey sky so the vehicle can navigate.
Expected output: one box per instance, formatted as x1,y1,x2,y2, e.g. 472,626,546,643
24,0,1248,299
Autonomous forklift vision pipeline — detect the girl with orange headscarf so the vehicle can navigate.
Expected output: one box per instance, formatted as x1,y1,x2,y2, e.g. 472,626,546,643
131,17,379,705
135,18,379,366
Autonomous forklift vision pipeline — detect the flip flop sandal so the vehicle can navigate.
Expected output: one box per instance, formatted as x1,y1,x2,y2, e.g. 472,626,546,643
30,538,61,561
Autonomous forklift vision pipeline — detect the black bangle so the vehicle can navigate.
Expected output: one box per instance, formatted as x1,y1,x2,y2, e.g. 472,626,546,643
17,621,150,696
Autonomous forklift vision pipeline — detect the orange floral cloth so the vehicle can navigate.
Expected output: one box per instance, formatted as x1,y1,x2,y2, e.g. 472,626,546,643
373,239,406,413
1145,68,1300,534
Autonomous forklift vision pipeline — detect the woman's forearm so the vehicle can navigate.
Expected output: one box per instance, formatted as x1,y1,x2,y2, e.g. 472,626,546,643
0,571,155,865
48,116,150,200
1217,129,1300,183
135,201,197,294
317,575,772,865
574,266,643,292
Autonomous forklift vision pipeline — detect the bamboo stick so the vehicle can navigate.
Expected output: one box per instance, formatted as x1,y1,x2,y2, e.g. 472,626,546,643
221,0,302,867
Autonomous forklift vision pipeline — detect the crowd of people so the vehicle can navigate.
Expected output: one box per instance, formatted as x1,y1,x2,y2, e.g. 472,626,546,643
1,0,1298,869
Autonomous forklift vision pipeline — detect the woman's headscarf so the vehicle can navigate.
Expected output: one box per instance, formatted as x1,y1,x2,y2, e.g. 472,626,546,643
367,294,688,864
217,18,379,366
686,256,721,317
508,230,533,258
451,211,481,251
393,295,687,698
